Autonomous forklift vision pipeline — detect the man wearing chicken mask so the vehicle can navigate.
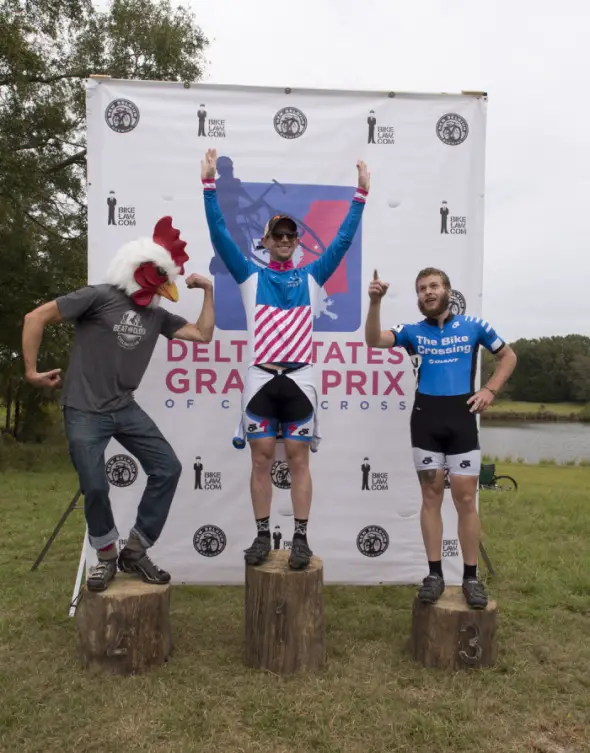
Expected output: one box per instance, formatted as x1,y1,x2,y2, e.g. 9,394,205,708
22,217,214,592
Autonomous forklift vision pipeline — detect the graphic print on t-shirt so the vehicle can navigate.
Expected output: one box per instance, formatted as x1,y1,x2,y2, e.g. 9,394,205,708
112,310,147,350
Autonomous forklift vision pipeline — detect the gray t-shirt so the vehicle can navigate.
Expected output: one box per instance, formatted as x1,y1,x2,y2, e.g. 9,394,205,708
56,284,188,412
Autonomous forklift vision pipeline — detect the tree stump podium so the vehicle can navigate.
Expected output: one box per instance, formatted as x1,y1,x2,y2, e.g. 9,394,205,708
76,574,172,675
411,586,498,671
244,550,326,675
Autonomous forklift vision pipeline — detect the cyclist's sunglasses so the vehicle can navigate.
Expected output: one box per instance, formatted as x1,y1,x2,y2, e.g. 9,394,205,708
270,229,298,241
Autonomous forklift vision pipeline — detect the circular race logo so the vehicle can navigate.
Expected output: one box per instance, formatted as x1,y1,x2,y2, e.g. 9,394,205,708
106,454,138,487
449,289,467,315
436,113,469,146
105,99,140,133
271,460,291,490
356,525,390,558
193,525,227,557
274,107,307,139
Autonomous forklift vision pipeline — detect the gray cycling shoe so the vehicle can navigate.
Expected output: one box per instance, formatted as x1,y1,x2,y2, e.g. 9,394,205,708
417,573,446,603
86,559,117,592
462,577,488,609
244,535,271,566
118,548,171,585
288,539,313,570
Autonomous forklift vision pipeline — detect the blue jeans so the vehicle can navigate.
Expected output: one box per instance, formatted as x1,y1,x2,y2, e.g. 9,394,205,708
63,402,182,550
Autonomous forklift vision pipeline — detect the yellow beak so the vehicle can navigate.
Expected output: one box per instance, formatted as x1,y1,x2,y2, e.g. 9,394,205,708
157,280,179,302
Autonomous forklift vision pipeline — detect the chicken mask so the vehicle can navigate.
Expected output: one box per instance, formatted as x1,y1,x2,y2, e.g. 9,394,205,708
105,217,189,307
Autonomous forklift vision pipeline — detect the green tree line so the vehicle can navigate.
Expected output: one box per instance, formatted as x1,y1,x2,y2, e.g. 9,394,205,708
482,334,590,403
1,0,208,440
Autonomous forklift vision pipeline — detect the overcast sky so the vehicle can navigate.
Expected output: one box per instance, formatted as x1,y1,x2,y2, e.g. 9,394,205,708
178,0,589,343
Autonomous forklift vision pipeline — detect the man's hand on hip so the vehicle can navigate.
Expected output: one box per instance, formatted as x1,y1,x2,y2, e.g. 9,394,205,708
467,387,495,414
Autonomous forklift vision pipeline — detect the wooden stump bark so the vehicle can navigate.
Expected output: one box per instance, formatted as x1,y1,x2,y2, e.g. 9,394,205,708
244,550,325,675
411,586,498,671
76,574,172,675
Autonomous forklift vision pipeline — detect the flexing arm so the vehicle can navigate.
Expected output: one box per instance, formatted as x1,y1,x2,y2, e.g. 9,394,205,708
308,160,370,288
364,270,396,348
22,301,64,388
201,149,249,283
172,274,215,342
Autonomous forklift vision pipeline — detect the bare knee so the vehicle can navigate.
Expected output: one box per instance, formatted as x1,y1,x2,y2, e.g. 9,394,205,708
285,441,310,475
450,476,478,513
453,491,477,514
250,440,275,475
417,469,444,508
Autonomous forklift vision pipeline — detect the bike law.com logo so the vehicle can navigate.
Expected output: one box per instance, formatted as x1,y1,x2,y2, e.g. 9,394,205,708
107,191,136,227
106,454,138,487
356,525,390,557
274,107,307,139
193,525,227,557
105,99,140,134
366,109,395,145
360,457,389,491
436,113,469,146
439,201,467,235
197,103,226,139
193,455,222,491
443,538,459,558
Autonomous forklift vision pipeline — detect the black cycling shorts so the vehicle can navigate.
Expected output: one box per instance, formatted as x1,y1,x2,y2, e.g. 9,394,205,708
411,392,479,456
245,369,314,442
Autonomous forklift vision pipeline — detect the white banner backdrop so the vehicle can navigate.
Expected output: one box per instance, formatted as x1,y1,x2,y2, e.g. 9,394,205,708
83,77,487,586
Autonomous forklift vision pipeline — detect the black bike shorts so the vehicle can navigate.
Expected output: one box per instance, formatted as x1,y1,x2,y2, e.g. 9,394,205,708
245,369,314,442
410,393,480,476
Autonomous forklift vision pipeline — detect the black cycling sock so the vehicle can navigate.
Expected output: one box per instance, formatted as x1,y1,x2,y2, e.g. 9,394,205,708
429,560,443,578
463,564,477,580
293,518,308,543
256,516,270,539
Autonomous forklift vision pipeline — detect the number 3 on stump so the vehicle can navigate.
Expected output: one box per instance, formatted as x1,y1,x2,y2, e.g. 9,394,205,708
411,587,498,671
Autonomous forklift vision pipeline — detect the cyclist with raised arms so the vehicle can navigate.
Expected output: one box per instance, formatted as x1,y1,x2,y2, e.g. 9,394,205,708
201,148,370,570
365,267,517,608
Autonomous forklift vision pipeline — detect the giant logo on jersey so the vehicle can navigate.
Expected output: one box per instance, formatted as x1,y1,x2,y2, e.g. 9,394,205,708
207,154,363,332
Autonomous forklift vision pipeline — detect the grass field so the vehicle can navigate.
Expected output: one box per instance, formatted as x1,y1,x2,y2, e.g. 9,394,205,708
485,400,584,418
1,442,590,753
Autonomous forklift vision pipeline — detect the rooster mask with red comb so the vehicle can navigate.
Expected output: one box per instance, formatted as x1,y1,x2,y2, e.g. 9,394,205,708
105,217,190,308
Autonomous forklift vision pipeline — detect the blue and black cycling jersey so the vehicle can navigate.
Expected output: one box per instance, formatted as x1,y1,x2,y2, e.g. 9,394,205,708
391,313,505,397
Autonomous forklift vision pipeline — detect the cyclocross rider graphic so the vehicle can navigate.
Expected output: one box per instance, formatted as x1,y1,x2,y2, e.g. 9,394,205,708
365,267,517,608
201,148,370,571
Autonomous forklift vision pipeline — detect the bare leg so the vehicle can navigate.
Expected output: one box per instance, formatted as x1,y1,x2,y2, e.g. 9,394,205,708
244,437,276,566
449,473,488,608
417,468,447,603
284,439,313,569
284,439,311,520
249,436,276,519
449,473,480,566
418,468,446,560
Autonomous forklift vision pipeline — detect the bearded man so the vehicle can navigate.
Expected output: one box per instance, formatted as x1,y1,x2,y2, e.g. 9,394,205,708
364,267,517,609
